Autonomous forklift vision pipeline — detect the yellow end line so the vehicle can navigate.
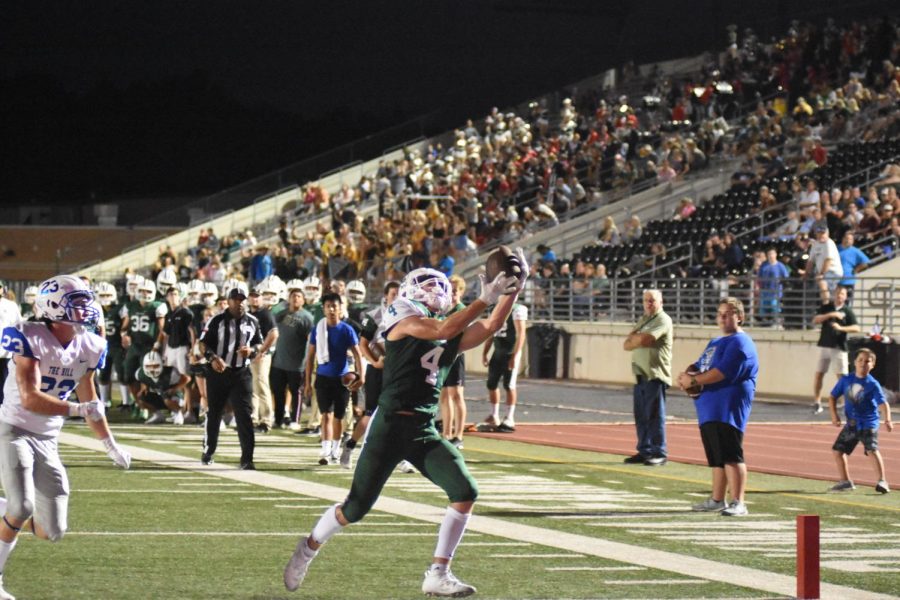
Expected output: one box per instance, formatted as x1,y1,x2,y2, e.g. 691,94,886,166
464,445,900,513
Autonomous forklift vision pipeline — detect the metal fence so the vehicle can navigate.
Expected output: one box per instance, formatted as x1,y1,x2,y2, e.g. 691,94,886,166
519,275,899,332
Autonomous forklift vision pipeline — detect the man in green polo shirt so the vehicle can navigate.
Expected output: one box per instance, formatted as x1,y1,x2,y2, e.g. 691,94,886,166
622,289,673,466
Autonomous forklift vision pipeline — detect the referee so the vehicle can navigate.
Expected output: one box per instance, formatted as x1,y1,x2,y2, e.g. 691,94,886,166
199,282,263,470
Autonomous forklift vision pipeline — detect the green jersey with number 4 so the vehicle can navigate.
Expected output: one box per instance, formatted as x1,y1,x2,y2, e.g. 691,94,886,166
378,298,463,417
123,300,166,348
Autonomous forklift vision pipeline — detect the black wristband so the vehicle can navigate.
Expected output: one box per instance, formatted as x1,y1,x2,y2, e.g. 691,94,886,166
204,350,217,362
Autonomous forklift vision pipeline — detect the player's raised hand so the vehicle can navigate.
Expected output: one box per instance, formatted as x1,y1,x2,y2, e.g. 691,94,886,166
478,273,518,305
512,247,529,291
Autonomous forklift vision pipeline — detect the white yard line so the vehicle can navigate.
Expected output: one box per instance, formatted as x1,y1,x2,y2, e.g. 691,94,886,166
59,432,895,600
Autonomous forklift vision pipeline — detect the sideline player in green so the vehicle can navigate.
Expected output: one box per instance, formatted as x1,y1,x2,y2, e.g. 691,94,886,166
120,278,167,415
284,252,527,598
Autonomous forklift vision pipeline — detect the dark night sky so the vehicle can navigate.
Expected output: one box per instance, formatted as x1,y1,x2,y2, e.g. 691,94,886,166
2,0,898,210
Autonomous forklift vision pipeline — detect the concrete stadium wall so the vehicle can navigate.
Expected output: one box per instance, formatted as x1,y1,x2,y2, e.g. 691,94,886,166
463,322,825,401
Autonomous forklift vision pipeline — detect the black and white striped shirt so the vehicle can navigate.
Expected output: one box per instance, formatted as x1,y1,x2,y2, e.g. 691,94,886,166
200,311,263,369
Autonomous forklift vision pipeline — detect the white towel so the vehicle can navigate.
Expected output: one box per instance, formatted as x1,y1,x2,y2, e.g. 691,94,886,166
315,318,330,365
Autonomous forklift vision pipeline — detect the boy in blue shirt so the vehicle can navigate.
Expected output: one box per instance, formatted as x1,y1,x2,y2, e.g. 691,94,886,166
305,292,364,465
677,297,759,517
828,348,892,493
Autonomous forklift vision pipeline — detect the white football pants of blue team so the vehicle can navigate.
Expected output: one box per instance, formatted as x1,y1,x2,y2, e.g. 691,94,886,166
0,422,69,541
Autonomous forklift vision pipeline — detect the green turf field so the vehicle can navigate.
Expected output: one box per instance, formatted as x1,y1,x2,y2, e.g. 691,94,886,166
3,420,899,599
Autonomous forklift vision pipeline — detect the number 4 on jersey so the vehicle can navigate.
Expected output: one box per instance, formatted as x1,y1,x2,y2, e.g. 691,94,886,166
420,346,444,386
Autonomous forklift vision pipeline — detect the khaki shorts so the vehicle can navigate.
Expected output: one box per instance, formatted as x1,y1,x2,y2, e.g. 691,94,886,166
163,346,190,376
817,347,848,375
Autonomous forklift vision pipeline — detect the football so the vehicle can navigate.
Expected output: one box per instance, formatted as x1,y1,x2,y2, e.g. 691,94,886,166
342,371,360,389
484,245,524,283
684,366,703,398
368,341,385,361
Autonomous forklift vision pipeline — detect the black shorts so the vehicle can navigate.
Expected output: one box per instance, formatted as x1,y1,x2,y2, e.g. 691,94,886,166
444,354,465,387
315,374,349,420
486,353,517,391
363,365,383,415
699,421,744,467
832,424,879,455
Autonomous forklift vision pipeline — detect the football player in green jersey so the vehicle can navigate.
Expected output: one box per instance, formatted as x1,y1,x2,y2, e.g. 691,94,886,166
135,350,190,424
120,278,167,410
285,250,527,598
94,281,125,408
481,300,528,432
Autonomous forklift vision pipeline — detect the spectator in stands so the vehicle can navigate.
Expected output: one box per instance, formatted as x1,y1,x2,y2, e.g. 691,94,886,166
598,216,620,246
838,232,870,304
857,205,882,239
622,215,643,243
798,179,820,215
758,248,789,328
721,233,745,273
249,244,273,285
806,223,844,302
673,197,697,221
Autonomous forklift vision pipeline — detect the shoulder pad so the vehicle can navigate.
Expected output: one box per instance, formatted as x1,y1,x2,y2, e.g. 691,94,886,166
382,298,428,332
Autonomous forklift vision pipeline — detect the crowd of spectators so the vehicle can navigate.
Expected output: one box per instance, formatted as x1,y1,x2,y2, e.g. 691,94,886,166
126,18,898,316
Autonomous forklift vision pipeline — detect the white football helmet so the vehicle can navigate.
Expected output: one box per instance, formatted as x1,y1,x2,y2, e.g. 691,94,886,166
302,276,322,304
35,275,101,327
173,282,188,300
186,279,205,304
94,281,117,307
347,280,367,304
202,282,219,307
221,278,243,300
23,285,38,305
126,274,146,300
156,267,177,295
399,268,452,315
285,279,304,293
137,279,157,303
142,350,164,381
269,275,287,302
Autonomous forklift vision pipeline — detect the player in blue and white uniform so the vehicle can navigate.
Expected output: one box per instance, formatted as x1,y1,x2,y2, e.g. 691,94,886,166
0,275,131,600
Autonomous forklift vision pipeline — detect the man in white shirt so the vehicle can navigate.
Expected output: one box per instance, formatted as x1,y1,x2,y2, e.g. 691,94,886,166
806,224,844,302
0,282,21,407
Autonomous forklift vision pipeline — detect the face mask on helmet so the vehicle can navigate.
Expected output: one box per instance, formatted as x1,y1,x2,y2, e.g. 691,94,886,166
156,268,177,295
399,268,452,315
302,277,322,304
347,280,367,304
126,275,145,299
142,351,164,380
202,282,218,307
36,275,101,327
138,281,157,303
186,280,204,304
94,282,117,306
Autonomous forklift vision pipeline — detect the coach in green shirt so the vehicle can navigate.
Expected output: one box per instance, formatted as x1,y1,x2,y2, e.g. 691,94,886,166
622,289,673,466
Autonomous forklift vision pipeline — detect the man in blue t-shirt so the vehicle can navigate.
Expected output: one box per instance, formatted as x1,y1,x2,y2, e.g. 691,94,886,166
305,292,364,465
827,348,892,494
677,297,759,517
837,232,870,304
757,248,789,327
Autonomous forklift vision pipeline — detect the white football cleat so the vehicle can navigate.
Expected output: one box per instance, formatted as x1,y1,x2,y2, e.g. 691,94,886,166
422,567,476,597
171,410,184,425
144,411,166,425
283,537,317,592
0,574,15,600
397,460,416,474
